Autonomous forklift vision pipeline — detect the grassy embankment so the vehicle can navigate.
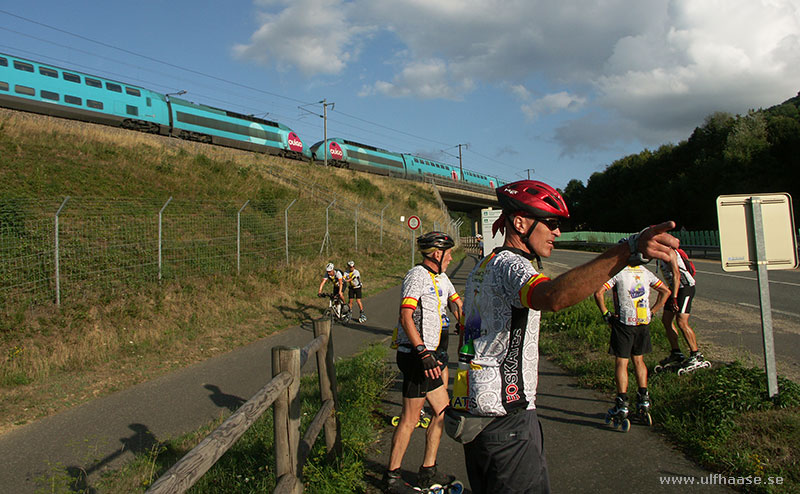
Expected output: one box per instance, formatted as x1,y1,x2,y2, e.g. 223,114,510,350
0,108,449,434
541,299,800,493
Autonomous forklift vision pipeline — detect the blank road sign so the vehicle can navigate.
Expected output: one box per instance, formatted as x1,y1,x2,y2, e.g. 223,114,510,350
716,193,798,272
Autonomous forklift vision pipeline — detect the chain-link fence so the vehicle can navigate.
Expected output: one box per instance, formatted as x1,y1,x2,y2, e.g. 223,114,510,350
0,191,459,311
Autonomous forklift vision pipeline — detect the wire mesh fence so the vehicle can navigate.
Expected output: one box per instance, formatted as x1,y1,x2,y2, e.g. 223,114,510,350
0,193,457,311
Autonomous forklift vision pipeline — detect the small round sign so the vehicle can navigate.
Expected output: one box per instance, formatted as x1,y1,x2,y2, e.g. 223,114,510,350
407,215,421,230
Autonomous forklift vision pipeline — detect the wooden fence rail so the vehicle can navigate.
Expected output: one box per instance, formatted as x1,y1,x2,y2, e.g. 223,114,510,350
146,318,341,494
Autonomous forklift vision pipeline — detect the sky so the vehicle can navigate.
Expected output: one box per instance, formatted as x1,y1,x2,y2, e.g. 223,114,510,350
2,1,799,190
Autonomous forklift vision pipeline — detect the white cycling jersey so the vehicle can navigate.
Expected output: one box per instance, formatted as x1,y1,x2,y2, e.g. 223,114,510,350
657,249,696,288
344,269,362,289
603,265,665,326
397,265,460,352
462,248,551,416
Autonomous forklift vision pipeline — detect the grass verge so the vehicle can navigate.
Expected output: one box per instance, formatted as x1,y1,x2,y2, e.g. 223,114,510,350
42,343,392,493
541,299,800,493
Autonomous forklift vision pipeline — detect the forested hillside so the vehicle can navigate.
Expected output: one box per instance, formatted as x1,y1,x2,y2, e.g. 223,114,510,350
562,93,800,231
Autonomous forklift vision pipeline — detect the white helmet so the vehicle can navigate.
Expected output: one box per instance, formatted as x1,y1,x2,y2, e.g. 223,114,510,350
347,260,355,267
325,263,335,271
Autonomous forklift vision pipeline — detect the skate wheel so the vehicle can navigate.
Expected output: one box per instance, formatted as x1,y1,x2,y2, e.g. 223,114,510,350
643,412,653,427
449,480,464,493
391,416,400,427
429,484,444,493
604,413,612,425
704,361,712,369
677,367,686,376
620,418,631,432
418,417,431,428
653,365,663,373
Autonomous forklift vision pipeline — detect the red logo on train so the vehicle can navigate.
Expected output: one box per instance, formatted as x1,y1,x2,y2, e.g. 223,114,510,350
288,132,303,152
329,142,344,160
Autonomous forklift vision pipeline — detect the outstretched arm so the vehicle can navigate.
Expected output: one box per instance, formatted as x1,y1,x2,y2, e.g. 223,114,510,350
530,222,679,312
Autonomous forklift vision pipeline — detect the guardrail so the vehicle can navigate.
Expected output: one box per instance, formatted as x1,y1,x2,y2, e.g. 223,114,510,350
554,240,722,260
146,318,341,494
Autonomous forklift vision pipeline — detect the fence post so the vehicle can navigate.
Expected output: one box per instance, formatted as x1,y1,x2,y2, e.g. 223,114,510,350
237,200,249,275
320,200,335,256
285,199,297,265
272,346,302,491
158,197,172,282
380,205,388,247
54,196,70,307
313,318,342,457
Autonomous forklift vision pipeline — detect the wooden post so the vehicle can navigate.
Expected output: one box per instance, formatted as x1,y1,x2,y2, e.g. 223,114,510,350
273,346,301,491
313,318,342,456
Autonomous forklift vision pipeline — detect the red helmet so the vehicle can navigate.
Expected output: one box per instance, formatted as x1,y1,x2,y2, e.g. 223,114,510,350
495,180,569,219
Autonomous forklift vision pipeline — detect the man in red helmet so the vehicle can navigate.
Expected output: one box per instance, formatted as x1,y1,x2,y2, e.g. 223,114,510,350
457,180,679,493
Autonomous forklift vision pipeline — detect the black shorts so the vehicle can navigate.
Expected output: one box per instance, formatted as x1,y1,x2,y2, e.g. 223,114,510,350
348,286,362,299
608,321,652,359
464,409,550,494
397,350,444,398
664,285,695,314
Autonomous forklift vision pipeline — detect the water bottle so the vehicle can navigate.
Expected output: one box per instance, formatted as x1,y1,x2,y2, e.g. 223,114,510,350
458,340,475,370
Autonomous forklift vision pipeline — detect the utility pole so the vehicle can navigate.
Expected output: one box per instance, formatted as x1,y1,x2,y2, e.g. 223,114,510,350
457,144,468,180
523,168,535,180
322,99,335,167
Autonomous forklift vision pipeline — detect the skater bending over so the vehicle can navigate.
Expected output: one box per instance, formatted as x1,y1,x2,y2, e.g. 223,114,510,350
384,231,463,493
657,247,706,371
595,263,670,427
460,180,679,493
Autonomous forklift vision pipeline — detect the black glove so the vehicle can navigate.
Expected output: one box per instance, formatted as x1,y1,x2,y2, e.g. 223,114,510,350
317,293,325,298
454,322,464,335
602,311,615,324
416,345,439,371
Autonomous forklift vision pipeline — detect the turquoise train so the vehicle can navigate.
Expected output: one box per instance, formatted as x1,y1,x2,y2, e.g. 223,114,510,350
0,51,503,189
309,138,506,188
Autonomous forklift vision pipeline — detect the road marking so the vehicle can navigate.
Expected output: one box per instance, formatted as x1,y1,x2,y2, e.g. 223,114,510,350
698,270,800,287
738,302,800,319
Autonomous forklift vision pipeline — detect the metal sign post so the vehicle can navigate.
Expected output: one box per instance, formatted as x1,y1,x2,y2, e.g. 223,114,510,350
717,193,798,399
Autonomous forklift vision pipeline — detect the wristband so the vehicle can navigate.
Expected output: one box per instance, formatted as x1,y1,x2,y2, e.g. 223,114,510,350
625,227,651,266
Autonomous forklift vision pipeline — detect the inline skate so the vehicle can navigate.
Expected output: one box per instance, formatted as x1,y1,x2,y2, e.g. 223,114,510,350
632,389,653,426
653,350,686,374
604,395,631,432
677,351,712,376
416,465,464,494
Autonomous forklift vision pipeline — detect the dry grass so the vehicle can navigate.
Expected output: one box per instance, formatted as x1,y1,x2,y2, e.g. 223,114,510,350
0,107,450,434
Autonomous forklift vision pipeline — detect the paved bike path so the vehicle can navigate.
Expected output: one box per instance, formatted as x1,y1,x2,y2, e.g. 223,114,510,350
0,254,733,492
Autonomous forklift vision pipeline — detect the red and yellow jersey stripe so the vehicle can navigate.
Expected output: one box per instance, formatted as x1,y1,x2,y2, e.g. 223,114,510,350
519,273,551,309
401,297,418,310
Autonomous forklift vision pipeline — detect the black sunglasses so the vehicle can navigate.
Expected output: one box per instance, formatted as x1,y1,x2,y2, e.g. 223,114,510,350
538,218,561,231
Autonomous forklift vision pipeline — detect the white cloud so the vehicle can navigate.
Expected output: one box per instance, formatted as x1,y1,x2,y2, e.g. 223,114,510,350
237,0,800,151
232,0,375,76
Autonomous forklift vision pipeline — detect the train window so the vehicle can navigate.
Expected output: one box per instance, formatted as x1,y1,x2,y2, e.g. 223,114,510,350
63,72,81,83
125,87,141,97
41,90,59,101
13,61,34,72
146,97,152,107
65,95,81,105
85,78,102,88
106,82,122,93
87,99,103,110
0,57,7,66
39,67,58,78
126,105,138,116
0,81,8,91
14,85,35,95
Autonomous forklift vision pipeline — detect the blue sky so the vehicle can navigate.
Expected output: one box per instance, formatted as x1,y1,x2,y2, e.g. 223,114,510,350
2,1,799,190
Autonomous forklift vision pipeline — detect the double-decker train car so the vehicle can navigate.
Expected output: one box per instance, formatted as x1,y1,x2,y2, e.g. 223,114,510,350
311,137,505,189
168,96,305,158
0,52,171,134
308,138,407,177
0,52,305,158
